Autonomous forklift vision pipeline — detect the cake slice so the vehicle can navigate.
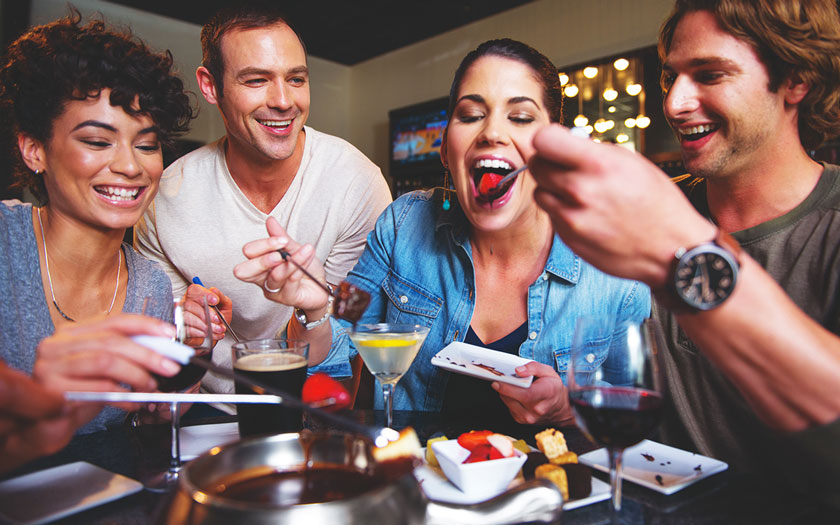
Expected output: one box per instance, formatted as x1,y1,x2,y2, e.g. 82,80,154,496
535,463,592,500
535,428,572,462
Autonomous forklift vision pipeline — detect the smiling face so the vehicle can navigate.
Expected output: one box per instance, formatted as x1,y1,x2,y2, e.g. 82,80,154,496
443,56,550,232
662,10,791,180
25,89,162,231
213,23,310,164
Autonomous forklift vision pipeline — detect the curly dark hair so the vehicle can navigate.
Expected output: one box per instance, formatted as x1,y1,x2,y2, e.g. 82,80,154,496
446,39,564,125
0,9,196,202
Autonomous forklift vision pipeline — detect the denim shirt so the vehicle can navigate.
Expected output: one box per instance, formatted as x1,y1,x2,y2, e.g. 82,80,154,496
314,190,651,411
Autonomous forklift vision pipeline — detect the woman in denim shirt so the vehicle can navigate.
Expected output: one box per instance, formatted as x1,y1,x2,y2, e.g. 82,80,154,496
236,39,650,426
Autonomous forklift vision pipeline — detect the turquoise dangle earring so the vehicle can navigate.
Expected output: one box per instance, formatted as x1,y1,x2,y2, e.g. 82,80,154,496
442,167,453,211
440,128,453,210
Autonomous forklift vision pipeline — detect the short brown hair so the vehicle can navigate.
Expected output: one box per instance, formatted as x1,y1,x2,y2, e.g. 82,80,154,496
201,4,306,98
659,0,840,149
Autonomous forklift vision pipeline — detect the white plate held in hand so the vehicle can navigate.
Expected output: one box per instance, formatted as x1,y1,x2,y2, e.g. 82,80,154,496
431,342,534,388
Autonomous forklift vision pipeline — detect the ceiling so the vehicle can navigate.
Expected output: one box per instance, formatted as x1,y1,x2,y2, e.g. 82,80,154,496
104,0,536,65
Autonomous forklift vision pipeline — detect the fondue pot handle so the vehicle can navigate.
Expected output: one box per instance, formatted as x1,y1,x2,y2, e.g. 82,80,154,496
424,479,563,525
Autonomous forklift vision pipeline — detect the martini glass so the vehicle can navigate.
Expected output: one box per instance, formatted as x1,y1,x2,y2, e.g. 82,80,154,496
347,323,429,428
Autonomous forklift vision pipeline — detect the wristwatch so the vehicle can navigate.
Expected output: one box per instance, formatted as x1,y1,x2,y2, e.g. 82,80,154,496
659,230,741,313
294,285,335,330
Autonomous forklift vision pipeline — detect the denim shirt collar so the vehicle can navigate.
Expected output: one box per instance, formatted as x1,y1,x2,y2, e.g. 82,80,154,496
433,188,581,285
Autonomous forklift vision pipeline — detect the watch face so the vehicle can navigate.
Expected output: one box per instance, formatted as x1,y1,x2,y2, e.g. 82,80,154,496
674,245,738,310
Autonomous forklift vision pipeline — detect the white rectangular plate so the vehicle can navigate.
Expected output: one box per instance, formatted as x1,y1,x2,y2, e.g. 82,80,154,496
0,461,142,525
415,448,609,510
431,342,534,388
579,439,728,495
180,422,240,460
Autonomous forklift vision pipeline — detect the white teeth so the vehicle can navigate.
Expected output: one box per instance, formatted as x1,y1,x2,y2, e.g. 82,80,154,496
680,124,714,136
258,119,292,127
474,158,512,170
97,186,140,201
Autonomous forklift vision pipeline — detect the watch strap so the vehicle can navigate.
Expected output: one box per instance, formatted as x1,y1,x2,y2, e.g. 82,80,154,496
294,285,335,330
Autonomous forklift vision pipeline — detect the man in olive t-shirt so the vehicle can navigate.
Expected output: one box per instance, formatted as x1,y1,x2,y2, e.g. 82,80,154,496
528,0,840,510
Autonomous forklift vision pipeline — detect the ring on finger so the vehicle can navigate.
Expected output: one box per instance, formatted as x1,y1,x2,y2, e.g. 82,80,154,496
263,280,282,293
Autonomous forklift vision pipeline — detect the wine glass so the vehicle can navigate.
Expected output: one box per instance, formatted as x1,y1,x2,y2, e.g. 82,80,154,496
567,317,665,515
346,323,429,428
141,295,212,492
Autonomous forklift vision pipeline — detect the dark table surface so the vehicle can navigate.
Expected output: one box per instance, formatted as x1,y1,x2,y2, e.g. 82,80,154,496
3,409,836,524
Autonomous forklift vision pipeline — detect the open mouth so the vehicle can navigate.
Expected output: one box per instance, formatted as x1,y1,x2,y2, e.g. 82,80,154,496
95,185,143,202
473,159,516,202
678,123,719,142
256,118,293,131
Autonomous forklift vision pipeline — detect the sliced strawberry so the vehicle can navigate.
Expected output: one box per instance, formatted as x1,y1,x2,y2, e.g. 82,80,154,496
477,173,504,196
301,373,352,412
489,446,505,460
463,444,492,463
457,430,493,451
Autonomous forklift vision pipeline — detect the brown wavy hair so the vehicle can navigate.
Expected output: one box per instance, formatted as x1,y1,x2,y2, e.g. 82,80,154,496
658,0,840,149
0,9,196,202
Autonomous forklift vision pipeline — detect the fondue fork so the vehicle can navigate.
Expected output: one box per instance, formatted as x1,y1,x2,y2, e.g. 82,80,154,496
480,164,528,201
490,164,527,192
276,251,372,324
277,250,332,295
64,391,338,409
191,276,242,343
124,335,400,447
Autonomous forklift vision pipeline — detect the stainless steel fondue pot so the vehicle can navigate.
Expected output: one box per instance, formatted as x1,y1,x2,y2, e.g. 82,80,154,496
165,431,563,524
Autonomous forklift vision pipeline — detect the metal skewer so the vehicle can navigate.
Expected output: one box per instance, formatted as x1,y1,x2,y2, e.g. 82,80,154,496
191,276,242,343
490,164,527,192
64,391,337,408
107,335,400,447
192,357,398,446
277,250,332,295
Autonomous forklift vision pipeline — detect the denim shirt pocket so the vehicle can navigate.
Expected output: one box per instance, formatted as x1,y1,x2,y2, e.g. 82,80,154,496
381,270,443,326
553,333,612,385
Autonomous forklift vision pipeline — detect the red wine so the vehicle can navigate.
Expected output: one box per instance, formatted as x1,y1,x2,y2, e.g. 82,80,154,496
154,347,211,392
570,387,663,449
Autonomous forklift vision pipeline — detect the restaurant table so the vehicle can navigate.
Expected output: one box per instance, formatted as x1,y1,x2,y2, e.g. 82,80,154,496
2,409,836,524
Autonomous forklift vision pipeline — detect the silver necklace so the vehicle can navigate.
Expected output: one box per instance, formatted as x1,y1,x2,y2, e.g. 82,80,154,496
36,207,121,322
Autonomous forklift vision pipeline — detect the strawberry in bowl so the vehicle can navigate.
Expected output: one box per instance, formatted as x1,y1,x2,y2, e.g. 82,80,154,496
432,431,527,496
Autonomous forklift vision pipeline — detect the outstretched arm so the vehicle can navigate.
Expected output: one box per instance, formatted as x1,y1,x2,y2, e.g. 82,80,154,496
529,124,840,432
0,363,77,473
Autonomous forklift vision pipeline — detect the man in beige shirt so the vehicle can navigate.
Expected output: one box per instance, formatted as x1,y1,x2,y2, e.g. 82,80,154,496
135,5,391,394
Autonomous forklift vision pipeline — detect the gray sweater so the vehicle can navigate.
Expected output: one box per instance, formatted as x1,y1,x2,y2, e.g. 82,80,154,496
0,200,173,433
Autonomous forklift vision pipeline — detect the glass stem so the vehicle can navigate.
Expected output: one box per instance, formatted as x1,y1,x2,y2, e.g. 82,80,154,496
609,447,624,513
383,382,394,428
169,401,181,475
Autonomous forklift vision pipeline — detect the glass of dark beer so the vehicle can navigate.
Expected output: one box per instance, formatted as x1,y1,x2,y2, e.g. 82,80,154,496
232,339,310,437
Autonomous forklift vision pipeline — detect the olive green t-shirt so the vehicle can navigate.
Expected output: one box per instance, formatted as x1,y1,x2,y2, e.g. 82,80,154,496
655,163,840,507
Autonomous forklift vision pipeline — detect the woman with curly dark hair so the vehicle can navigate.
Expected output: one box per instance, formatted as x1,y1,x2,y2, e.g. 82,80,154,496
0,10,196,433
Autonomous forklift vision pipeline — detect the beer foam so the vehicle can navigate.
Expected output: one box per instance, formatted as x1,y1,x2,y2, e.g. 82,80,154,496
234,352,307,372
